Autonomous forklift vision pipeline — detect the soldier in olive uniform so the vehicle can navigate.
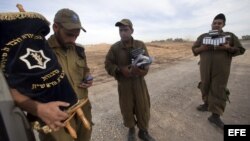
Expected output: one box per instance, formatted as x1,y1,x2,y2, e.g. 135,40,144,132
44,9,93,141
192,13,245,129
105,19,155,141
1,9,86,140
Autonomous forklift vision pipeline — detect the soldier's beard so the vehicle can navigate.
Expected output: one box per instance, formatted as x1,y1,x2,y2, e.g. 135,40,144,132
55,32,75,50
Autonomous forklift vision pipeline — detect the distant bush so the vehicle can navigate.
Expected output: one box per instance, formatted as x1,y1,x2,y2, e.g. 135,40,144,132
174,38,184,42
151,38,186,43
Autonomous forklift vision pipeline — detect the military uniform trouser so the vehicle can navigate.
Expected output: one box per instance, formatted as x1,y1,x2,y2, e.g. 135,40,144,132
199,51,231,115
38,101,92,141
197,81,208,104
117,78,150,130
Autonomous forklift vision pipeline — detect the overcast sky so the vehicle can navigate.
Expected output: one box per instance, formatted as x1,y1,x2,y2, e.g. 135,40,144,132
1,0,250,44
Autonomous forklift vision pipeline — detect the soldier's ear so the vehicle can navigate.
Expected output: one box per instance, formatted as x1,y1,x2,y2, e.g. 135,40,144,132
53,23,60,32
131,27,134,34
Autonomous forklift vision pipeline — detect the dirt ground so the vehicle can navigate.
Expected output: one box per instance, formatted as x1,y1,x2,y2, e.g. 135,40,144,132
85,41,250,141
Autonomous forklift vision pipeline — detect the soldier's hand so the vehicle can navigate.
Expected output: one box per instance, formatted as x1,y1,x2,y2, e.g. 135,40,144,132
131,66,148,76
79,81,92,88
217,42,238,53
120,65,132,77
10,89,69,131
216,41,230,50
201,45,211,51
36,101,69,131
194,45,211,54
79,75,93,88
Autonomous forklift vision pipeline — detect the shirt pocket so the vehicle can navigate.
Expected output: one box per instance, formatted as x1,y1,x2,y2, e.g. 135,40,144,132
76,59,85,67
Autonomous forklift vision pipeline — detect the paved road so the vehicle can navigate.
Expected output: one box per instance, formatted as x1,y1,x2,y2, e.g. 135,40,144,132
89,42,250,141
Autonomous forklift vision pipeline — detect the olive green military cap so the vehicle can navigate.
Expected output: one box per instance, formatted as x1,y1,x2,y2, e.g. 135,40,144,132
213,13,226,24
54,8,86,32
115,19,133,27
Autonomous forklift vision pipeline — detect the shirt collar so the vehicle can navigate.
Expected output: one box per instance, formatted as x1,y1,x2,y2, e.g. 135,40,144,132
47,35,61,48
120,37,135,49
